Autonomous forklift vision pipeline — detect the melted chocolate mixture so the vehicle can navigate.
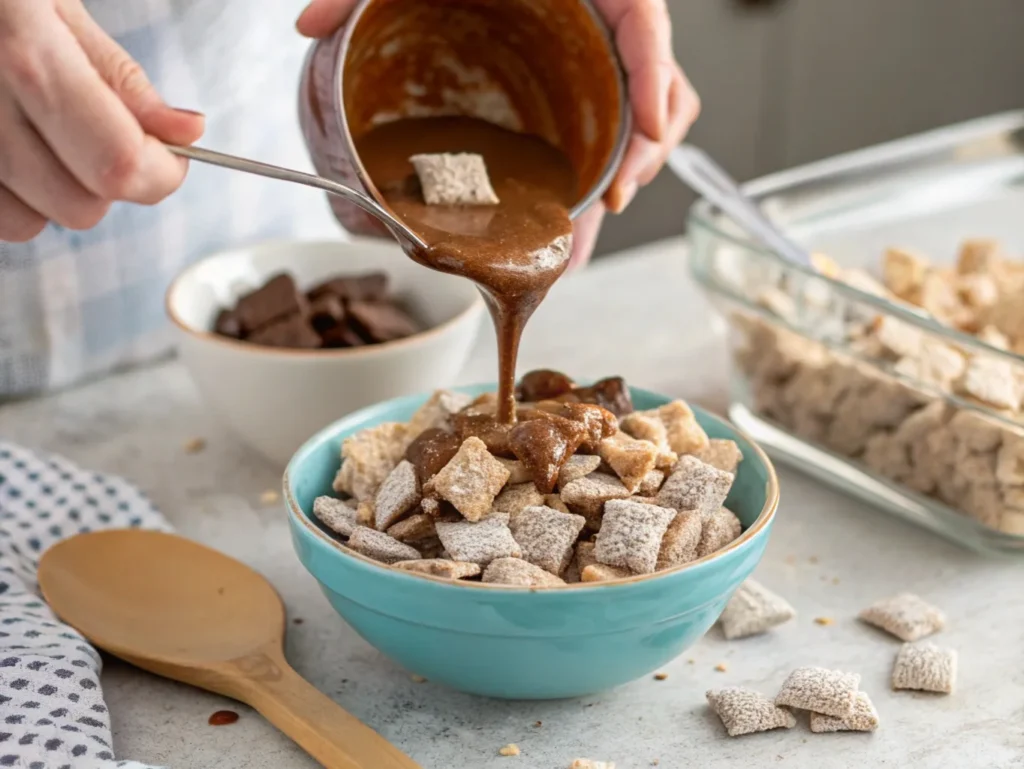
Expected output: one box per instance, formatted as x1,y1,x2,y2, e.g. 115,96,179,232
356,116,577,423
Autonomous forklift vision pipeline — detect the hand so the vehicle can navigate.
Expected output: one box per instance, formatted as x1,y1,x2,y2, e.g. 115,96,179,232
0,0,204,242
296,0,698,268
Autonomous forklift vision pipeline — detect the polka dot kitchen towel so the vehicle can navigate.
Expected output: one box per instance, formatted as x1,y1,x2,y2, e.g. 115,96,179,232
0,441,170,768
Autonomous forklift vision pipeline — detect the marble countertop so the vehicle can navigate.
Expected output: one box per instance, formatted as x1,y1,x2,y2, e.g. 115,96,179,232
1,237,1019,769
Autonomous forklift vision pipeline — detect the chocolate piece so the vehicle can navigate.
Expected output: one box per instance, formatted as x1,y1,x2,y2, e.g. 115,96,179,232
308,294,346,333
213,309,243,339
246,315,321,349
508,415,587,493
570,377,634,417
405,428,462,485
308,272,389,303
348,300,421,343
451,412,514,457
559,402,618,452
517,370,576,402
320,322,368,348
234,274,306,333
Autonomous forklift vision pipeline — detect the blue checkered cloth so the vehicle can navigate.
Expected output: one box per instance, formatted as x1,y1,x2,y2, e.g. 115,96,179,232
0,0,341,399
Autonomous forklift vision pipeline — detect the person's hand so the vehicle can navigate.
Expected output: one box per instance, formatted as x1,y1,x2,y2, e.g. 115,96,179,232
296,0,697,268
0,0,204,242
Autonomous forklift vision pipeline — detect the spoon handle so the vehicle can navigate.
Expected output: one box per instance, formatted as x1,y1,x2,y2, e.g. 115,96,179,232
236,652,422,769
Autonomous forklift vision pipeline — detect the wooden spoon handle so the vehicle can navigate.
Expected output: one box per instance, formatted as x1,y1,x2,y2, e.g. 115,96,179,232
233,652,421,769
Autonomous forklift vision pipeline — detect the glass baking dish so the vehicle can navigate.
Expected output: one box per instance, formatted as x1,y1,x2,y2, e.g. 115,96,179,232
685,111,1024,554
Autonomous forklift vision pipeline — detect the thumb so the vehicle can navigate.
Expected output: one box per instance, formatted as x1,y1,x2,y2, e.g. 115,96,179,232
56,0,205,146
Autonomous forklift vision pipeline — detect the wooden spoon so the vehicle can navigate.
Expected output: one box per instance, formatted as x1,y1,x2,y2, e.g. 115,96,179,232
38,529,421,769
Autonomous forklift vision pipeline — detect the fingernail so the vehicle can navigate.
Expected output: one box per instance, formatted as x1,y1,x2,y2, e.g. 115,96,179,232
173,107,205,118
610,182,638,214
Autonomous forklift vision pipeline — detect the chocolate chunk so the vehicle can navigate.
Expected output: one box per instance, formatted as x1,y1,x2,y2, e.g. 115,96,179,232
234,274,306,333
559,402,618,452
517,370,576,402
320,322,368,348
451,412,514,457
213,309,243,339
348,300,421,343
309,294,346,333
246,315,321,349
405,428,462,485
308,272,389,303
508,415,587,493
571,377,634,417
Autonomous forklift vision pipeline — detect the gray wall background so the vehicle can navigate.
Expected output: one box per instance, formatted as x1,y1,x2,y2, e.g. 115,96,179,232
595,0,1024,256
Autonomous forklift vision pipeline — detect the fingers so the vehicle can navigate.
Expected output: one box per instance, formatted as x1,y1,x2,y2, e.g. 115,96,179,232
296,0,361,38
568,202,606,270
56,0,204,146
0,2,188,205
0,184,46,242
0,98,109,230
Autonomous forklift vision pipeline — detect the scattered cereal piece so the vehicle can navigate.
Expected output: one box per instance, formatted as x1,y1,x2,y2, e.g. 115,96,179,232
657,456,734,516
534,721,542,727
483,557,566,587
595,499,677,574
775,667,860,717
494,482,546,516
714,663,728,673
809,691,880,733
718,580,796,640
260,490,280,505
497,457,534,485
374,460,421,530
499,744,521,757
706,688,797,737
312,496,358,537
858,593,945,642
697,508,743,558
655,509,703,569
435,514,521,565
695,439,743,474
599,432,659,493
544,493,571,514
581,563,633,582
393,559,481,579
410,674,427,683
346,527,422,564
335,422,410,501
427,437,511,521
387,513,437,543
557,454,604,489
183,437,206,454
892,642,956,693
410,152,500,206
570,760,615,769
509,505,586,574
654,673,668,681
407,390,473,436
814,617,834,626
658,401,710,455
560,471,631,520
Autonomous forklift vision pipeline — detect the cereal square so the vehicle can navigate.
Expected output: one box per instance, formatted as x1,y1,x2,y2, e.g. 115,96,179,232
657,456,734,516
580,563,633,582
346,527,422,564
374,460,421,530
619,411,669,449
718,580,796,640
775,667,860,717
407,389,473,437
858,593,945,642
955,356,1021,410
638,469,665,497
892,642,956,693
334,422,411,501
694,439,743,474
809,691,880,733
393,559,481,579
435,514,521,565
558,454,604,489
410,153,500,205
493,482,546,516
386,513,437,543
312,496,358,537
544,493,571,514
659,401,710,455
427,437,511,521
559,471,631,520
706,688,797,737
509,505,586,574
655,509,702,570
697,508,743,557
882,247,928,299
599,432,659,493
594,499,677,574
483,557,566,587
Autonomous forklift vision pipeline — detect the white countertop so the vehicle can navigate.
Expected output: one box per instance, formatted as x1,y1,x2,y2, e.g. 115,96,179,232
1,237,1019,769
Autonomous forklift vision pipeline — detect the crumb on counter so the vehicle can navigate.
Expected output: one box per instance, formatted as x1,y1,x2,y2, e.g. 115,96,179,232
499,744,521,757
654,672,668,681
183,437,206,454
715,663,728,672
259,489,280,505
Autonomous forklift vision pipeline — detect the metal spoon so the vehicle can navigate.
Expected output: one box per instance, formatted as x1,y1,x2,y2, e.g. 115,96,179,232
167,144,428,253
667,144,814,269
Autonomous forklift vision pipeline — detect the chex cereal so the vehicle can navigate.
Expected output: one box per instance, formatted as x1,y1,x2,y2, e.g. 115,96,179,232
333,422,410,501
595,499,677,574
775,667,860,717
394,559,481,580
435,514,521,565
313,496,358,537
809,691,880,733
426,436,511,521
697,508,743,558
858,593,945,642
509,505,586,574
386,513,437,543
696,439,744,474
374,460,421,530
493,482,546,516
892,642,957,693
598,432,659,493
655,509,703,570
560,471,632,520
706,688,797,737
657,456,735,516
347,527,422,564
557,454,603,489
483,557,566,586
410,152,500,205
718,580,796,640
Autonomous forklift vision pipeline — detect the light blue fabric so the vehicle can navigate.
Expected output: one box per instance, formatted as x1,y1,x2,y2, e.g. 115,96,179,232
0,0,341,398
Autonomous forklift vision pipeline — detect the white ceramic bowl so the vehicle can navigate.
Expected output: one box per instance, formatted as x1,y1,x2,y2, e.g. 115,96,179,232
166,239,484,465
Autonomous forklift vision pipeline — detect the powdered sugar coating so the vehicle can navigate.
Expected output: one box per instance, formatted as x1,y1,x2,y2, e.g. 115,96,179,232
393,559,481,579
374,460,421,530
483,557,566,586
560,471,631,520
657,455,735,516
655,509,702,569
595,499,677,574
718,580,796,640
312,496,358,537
809,691,880,733
859,593,946,642
598,432,659,493
435,514,521,565
427,437,511,521
509,505,586,574
892,642,957,693
697,508,743,558
696,439,744,474
557,454,603,489
387,513,437,543
706,687,797,737
347,526,422,564
493,482,546,516
775,667,860,717
410,152,500,205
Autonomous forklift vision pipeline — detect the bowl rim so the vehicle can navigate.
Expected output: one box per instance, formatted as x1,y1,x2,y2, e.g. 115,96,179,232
283,384,780,592
165,237,486,360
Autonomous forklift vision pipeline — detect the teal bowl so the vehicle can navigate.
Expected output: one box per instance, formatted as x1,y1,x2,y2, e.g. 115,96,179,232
284,385,779,700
